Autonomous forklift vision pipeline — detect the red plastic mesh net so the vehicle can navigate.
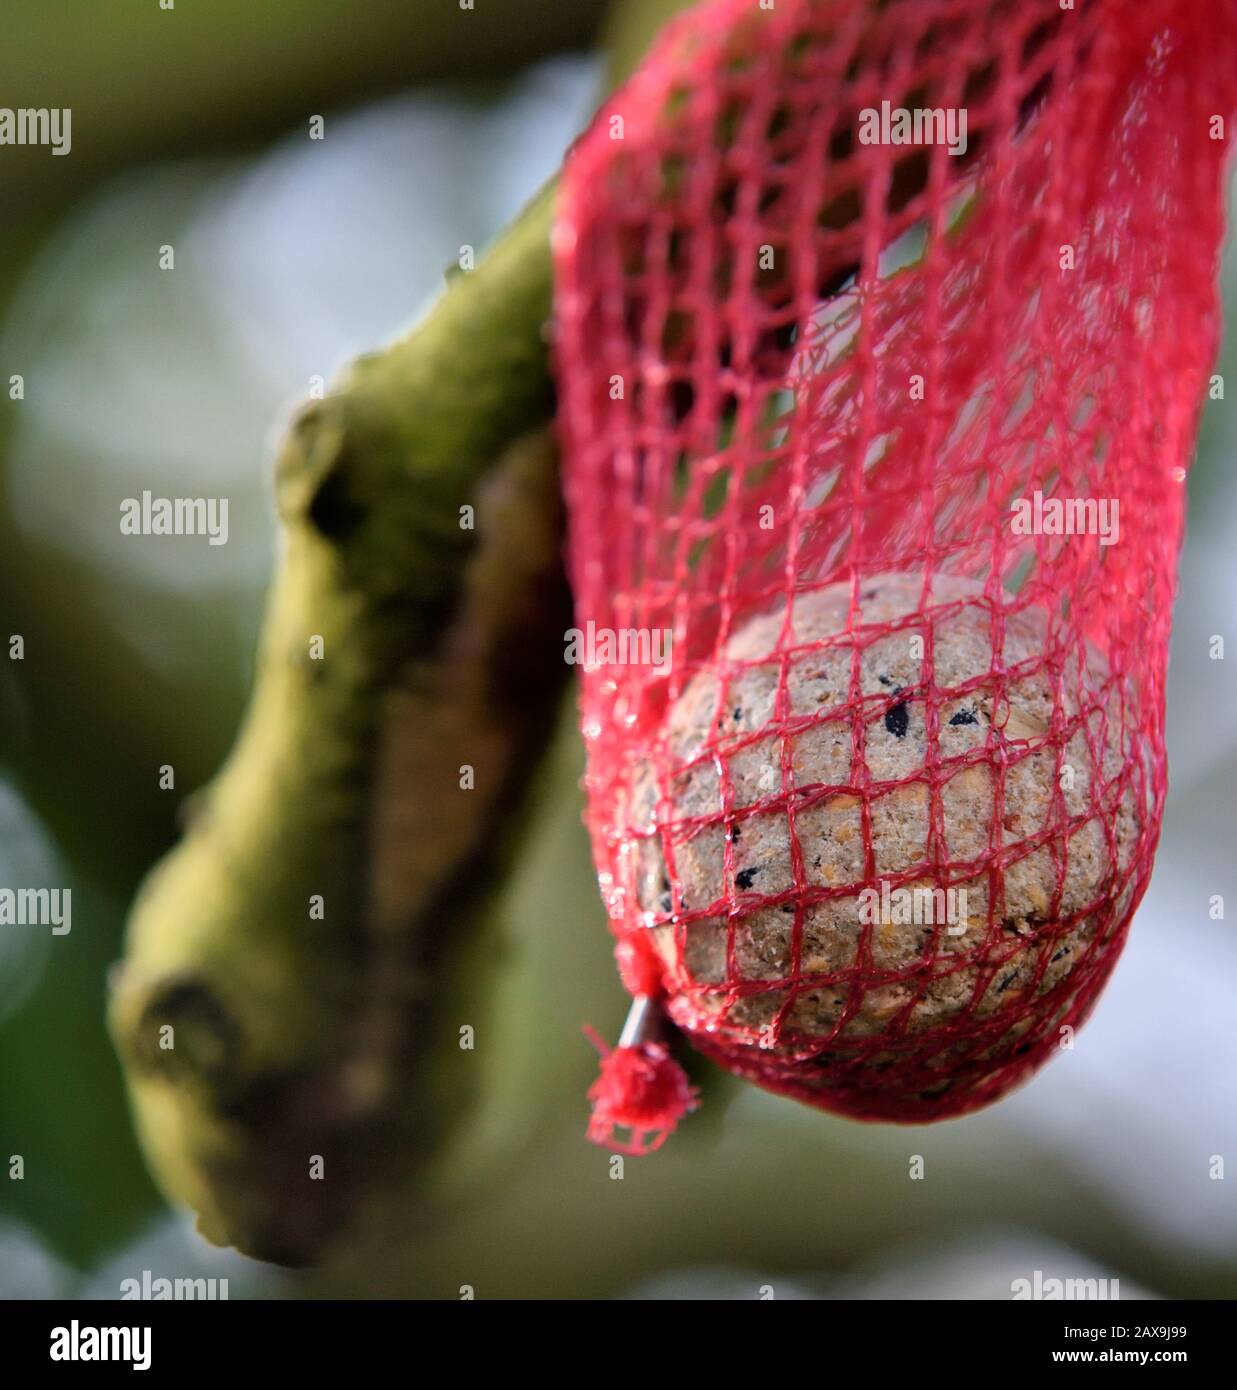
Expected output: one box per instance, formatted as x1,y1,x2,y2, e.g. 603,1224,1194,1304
553,0,1237,1149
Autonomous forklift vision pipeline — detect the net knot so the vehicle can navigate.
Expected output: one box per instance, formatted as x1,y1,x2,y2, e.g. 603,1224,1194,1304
584,1002,698,1155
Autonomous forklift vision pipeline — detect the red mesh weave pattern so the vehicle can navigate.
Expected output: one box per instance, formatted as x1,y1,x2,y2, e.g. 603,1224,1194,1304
553,0,1237,1128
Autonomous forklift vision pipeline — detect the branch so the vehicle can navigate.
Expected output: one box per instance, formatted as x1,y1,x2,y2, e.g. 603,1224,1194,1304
108,185,573,1266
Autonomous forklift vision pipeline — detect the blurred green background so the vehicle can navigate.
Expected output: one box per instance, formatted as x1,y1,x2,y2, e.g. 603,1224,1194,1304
1,0,1235,1299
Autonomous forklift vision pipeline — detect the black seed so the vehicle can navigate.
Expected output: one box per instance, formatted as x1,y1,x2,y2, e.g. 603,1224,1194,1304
730,822,742,841
780,902,796,914
949,706,978,726
878,673,894,686
1050,946,1070,962
732,707,743,722
735,867,759,890
659,894,672,913
997,970,1017,992
885,701,909,738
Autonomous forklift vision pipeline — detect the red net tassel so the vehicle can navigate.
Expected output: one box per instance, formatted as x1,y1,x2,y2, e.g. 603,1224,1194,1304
585,998,698,1155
